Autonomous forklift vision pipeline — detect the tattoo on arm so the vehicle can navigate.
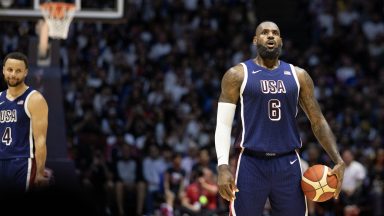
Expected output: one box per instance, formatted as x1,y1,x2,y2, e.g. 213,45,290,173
298,68,343,164
218,65,244,104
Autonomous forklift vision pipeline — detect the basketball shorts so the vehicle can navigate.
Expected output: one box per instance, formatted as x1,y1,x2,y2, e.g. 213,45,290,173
231,150,306,216
0,158,36,193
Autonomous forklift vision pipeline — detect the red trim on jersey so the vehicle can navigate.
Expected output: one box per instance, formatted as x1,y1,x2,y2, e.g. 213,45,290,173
28,158,37,189
229,200,234,216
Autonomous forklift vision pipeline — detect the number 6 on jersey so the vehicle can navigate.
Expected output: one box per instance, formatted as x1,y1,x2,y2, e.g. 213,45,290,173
268,99,281,121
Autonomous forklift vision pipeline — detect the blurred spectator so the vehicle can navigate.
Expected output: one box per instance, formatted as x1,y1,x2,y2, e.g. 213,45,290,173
81,149,113,215
337,149,367,215
191,148,217,181
143,144,168,215
162,152,186,215
115,144,146,216
180,167,218,216
181,145,199,185
362,13,384,42
367,148,384,216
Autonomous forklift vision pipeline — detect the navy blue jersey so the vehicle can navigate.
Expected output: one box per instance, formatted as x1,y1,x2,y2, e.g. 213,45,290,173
237,59,301,153
0,87,36,159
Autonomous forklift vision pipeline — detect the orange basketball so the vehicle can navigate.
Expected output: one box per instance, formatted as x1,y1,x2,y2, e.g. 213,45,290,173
301,164,338,202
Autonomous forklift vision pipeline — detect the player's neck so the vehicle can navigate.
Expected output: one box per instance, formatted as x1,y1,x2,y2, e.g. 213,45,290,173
254,56,279,70
7,84,28,100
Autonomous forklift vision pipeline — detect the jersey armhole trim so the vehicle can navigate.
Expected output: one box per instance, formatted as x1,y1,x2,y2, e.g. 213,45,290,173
239,63,248,95
24,90,37,118
290,64,301,117
290,64,300,93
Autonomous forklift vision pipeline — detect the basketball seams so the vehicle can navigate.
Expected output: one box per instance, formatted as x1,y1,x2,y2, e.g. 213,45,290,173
301,176,321,191
301,165,337,202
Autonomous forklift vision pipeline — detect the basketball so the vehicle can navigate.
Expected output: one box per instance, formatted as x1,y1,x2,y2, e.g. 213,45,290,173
301,165,338,202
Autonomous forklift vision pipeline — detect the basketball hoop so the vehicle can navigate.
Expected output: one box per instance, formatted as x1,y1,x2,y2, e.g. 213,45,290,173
40,2,76,39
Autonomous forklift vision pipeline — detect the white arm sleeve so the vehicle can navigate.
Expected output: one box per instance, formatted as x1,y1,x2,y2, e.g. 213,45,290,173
215,102,236,166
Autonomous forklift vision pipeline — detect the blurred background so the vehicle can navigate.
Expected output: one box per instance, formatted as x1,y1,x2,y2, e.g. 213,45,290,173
0,0,383,215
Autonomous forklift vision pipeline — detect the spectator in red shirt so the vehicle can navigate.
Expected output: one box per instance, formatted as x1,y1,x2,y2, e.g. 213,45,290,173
180,167,218,215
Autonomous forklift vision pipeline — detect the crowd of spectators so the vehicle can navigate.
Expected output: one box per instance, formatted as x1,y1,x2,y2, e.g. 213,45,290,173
0,0,383,215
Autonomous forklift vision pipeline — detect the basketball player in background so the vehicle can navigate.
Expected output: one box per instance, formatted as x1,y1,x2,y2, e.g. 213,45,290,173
214,21,346,215
0,52,49,193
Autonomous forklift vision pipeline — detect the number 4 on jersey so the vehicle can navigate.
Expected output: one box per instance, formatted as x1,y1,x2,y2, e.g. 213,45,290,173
2,127,12,145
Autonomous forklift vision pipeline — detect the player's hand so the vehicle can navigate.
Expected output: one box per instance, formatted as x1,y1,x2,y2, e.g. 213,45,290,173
328,161,345,199
35,174,50,187
35,168,53,188
217,164,238,202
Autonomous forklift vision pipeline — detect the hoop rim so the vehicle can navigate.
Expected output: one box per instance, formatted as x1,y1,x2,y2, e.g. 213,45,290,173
39,2,76,39
40,2,76,19
40,2,76,10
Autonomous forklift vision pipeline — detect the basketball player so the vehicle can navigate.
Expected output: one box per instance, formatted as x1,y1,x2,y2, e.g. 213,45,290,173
0,52,49,193
214,21,346,215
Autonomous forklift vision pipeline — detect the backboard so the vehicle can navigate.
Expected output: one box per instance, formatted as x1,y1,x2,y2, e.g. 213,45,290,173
0,0,124,21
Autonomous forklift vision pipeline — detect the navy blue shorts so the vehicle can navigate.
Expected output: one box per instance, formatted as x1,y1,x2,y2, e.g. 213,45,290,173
0,158,36,193
231,150,306,216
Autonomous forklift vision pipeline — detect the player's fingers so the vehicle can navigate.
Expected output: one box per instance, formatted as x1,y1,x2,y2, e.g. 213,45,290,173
332,172,343,199
226,184,236,200
230,180,239,192
327,166,337,176
36,178,50,187
219,190,231,202
218,185,232,201
334,180,342,199
223,184,236,201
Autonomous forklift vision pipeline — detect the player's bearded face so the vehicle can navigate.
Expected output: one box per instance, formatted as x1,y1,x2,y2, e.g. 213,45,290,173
257,42,282,60
6,76,25,87
3,59,27,87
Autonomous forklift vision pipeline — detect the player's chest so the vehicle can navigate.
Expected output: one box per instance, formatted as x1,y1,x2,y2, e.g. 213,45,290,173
0,102,28,123
245,75,298,97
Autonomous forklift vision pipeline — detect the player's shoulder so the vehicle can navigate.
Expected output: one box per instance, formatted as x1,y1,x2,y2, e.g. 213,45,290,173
223,64,244,83
227,63,244,74
278,60,307,75
27,90,47,106
292,65,312,83
29,90,44,100
292,65,308,76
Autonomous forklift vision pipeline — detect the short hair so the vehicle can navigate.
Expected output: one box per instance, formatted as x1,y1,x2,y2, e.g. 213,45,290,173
255,21,279,35
3,52,29,69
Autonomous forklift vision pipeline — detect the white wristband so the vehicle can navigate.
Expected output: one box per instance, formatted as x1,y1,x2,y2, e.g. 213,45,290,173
215,102,236,166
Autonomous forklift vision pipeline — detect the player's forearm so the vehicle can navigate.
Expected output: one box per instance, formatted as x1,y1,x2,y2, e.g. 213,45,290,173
34,138,47,175
215,102,236,165
311,119,343,164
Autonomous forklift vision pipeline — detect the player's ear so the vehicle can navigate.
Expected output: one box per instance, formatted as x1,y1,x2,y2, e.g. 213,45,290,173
253,36,257,45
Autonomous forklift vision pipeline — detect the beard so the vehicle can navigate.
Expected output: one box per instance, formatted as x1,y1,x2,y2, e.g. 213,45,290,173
6,78,24,87
257,43,282,60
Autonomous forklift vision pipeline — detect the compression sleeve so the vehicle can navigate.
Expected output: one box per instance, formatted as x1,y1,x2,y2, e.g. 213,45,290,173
215,102,236,166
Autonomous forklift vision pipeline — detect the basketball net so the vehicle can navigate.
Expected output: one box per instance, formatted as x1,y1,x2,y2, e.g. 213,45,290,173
40,2,76,39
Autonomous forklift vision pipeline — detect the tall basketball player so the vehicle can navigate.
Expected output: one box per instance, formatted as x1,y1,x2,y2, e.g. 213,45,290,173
0,52,49,193
214,21,346,215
